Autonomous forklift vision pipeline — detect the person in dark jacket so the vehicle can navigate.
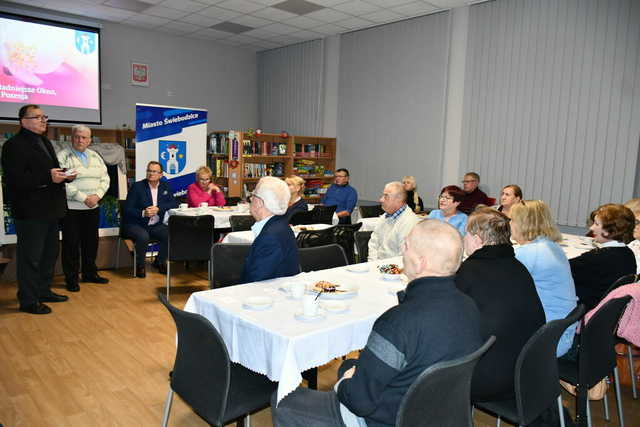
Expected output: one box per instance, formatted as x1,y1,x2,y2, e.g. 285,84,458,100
456,207,545,402
284,175,308,220
122,161,177,277
272,219,484,427
1,104,73,314
242,176,300,283
459,172,491,214
570,203,637,311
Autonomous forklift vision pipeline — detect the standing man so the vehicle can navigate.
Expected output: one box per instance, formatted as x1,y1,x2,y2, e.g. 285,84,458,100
368,181,419,261
122,161,177,278
1,105,71,314
242,176,300,283
58,125,111,292
322,168,358,224
272,220,484,427
459,172,491,214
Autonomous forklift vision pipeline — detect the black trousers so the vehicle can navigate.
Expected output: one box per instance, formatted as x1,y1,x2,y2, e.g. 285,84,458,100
61,208,100,281
14,218,60,307
121,222,169,265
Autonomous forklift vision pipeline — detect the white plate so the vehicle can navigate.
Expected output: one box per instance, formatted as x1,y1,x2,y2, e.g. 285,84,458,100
346,264,369,273
382,273,403,281
322,301,350,314
242,296,273,311
294,311,326,322
308,284,359,300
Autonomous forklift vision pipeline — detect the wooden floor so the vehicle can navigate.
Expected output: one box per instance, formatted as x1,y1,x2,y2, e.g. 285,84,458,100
1,263,638,426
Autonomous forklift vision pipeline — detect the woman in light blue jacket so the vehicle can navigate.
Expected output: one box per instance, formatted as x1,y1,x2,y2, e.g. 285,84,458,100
510,200,578,357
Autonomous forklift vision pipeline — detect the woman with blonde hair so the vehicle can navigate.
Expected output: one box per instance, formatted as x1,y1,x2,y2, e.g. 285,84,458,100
186,166,225,207
510,200,577,356
570,203,636,310
624,198,640,273
284,175,307,219
401,176,423,213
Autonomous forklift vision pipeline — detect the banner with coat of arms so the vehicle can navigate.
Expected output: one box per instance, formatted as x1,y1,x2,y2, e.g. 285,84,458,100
135,104,207,197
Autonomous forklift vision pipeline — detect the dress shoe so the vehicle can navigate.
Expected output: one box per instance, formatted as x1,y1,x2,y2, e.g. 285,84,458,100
81,274,109,284
40,292,69,303
135,265,146,278
66,281,80,292
19,303,52,314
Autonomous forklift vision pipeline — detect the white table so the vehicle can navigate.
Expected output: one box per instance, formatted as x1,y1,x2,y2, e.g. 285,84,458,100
513,233,595,259
222,223,333,244
184,256,405,404
165,205,250,229
357,216,382,232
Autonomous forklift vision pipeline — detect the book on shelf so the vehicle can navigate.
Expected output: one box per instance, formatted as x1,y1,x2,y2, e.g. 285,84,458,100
208,157,229,178
208,133,229,154
294,144,327,157
242,140,287,156
243,162,285,178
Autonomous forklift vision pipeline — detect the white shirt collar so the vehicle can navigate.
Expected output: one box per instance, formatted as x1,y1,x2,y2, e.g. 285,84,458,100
251,215,274,237
601,240,626,248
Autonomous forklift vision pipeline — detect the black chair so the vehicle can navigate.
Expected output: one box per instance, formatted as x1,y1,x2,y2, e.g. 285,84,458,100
296,226,335,248
332,222,363,264
476,305,585,427
299,244,349,273
226,196,242,206
395,336,495,427
210,243,252,288
290,210,314,226
166,215,215,299
355,230,373,263
115,199,159,277
310,204,337,225
558,296,632,427
158,294,276,427
229,215,255,232
359,204,384,218
604,274,639,399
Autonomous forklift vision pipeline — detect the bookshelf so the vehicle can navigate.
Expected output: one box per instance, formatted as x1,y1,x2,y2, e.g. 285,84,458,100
209,131,336,200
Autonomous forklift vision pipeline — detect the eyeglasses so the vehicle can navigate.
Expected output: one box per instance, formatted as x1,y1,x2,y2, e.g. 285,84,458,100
439,195,454,201
146,169,162,174
23,115,49,121
198,177,211,182
335,175,348,178
462,180,477,184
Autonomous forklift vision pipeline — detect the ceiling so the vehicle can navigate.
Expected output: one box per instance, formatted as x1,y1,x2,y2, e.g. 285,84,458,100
7,0,486,52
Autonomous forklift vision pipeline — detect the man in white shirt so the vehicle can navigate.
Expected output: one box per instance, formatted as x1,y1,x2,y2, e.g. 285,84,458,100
368,181,420,261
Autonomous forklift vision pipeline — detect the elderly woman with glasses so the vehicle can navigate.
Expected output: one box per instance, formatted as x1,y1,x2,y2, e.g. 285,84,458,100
186,166,225,208
427,185,468,235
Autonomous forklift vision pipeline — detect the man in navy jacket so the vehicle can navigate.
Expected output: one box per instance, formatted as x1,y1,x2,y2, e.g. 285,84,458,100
241,176,300,283
122,161,177,277
272,220,484,427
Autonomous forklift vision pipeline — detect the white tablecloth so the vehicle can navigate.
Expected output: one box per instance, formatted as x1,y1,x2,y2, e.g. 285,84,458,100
165,206,250,229
184,256,405,404
222,223,333,244
512,233,594,259
357,216,381,232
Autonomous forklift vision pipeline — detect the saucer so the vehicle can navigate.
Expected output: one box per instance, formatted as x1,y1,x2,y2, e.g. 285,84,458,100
321,301,350,314
382,273,403,281
294,311,326,322
242,296,273,311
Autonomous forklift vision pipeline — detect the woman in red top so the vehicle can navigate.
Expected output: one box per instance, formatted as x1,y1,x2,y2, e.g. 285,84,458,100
186,166,226,207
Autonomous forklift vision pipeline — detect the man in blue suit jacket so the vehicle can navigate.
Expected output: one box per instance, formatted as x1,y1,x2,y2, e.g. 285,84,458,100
122,161,177,277
242,176,300,283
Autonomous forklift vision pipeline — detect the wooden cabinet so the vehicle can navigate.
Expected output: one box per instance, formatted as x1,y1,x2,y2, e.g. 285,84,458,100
208,131,336,199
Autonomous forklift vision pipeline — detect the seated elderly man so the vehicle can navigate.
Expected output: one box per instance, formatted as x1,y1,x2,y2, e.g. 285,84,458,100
272,220,484,427
368,181,420,261
456,207,545,402
241,176,300,283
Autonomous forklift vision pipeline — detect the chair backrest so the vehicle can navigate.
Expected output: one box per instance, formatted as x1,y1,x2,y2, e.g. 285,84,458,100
296,226,336,248
579,296,632,388
310,205,337,224
290,210,314,226
168,215,215,262
332,222,363,264
210,243,252,288
396,336,495,427
515,304,585,425
359,204,384,218
118,199,127,236
355,230,373,263
604,273,639,295
486,197,497,206
299,244,348,272
158,293,230,426
226,197,242,206
229,215,255,232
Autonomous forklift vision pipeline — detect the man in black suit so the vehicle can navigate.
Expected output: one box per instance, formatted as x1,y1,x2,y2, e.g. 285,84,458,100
122,161,177,277
1,104,72,314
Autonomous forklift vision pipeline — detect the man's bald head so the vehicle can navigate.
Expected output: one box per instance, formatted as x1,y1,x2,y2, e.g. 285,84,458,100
402,219,463,279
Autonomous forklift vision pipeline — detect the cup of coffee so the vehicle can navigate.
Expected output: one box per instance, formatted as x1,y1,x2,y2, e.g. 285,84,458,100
200,202,209,208
179,203,188,209
302,294,319,317
291,282,305,299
